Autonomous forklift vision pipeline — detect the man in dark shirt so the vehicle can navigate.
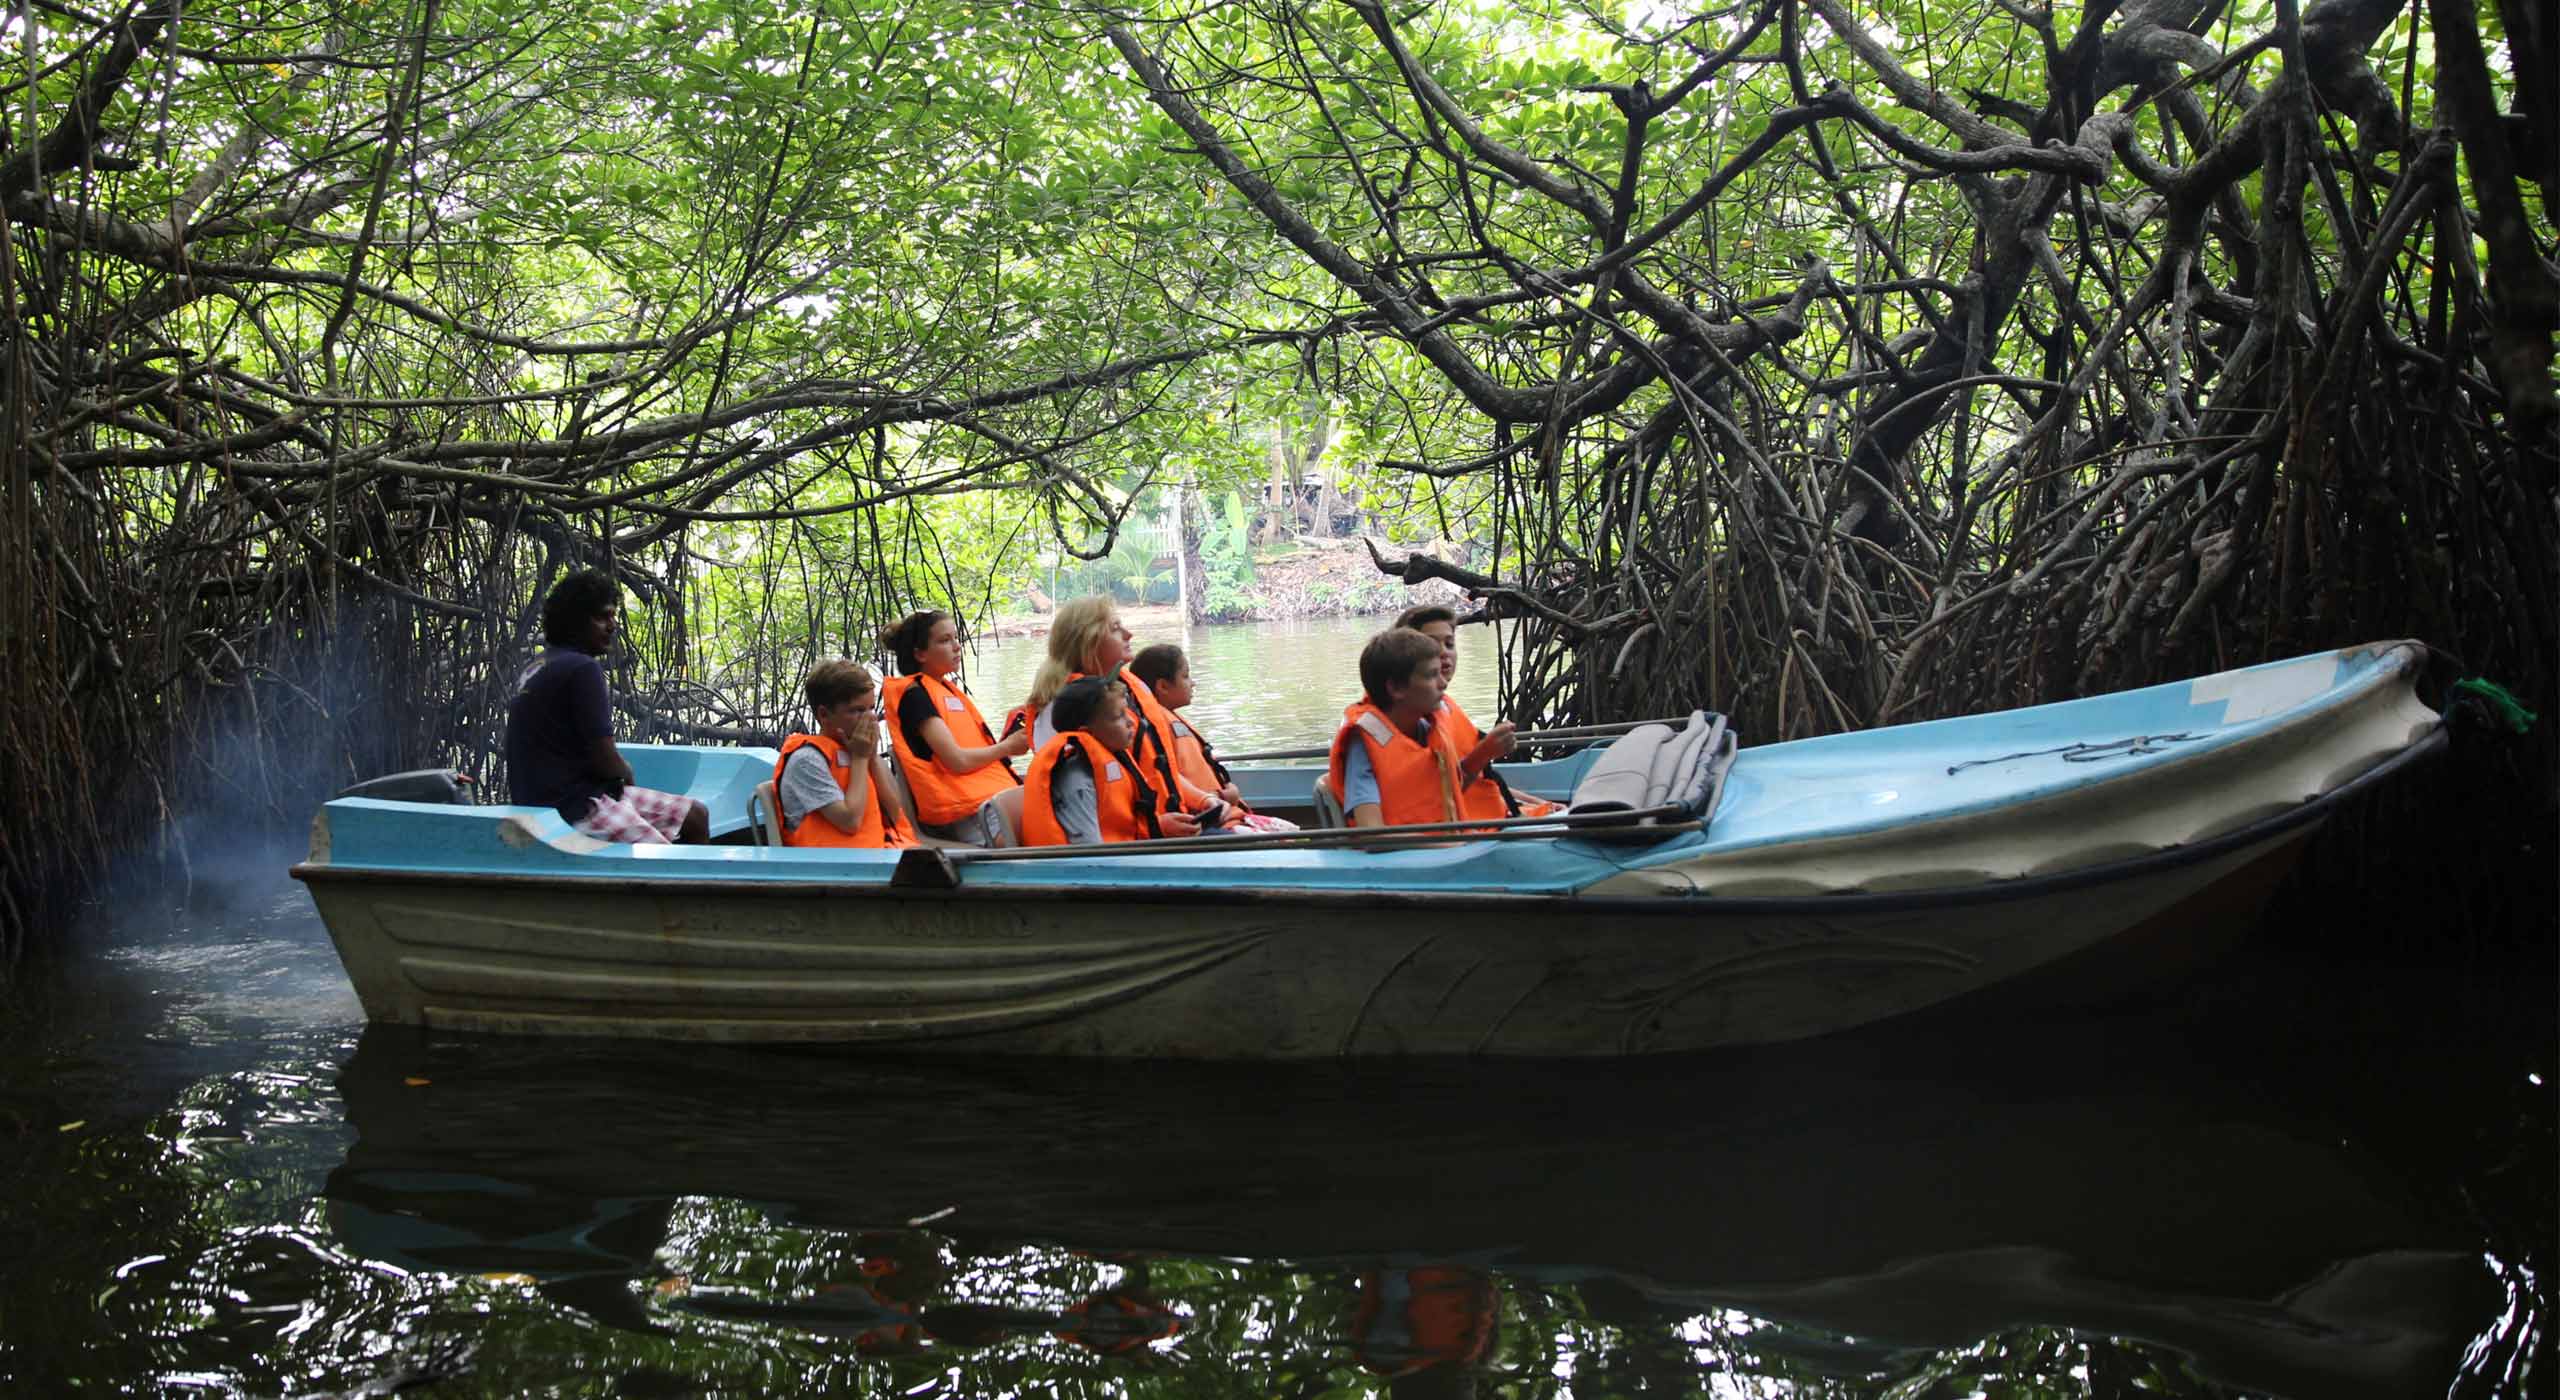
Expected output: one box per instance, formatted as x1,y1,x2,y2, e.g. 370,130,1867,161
504,570,709,844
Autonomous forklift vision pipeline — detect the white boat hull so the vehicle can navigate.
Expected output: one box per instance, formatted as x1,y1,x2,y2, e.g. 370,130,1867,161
305,826,2311,1056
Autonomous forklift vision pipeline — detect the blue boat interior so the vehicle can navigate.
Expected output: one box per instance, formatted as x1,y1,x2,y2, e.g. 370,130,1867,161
1690,643,2407,857
313,645,2419,896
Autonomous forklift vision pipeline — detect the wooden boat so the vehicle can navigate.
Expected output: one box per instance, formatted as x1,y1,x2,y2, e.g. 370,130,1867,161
291,641,2444,1056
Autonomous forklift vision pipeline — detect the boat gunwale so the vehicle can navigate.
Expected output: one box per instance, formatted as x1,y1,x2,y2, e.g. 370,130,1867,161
1671,641,2427,854
291,723,2445,917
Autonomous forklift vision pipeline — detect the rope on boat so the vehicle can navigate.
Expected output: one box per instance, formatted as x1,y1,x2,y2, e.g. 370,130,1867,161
2449,678,2538,734
1944,731,2206,776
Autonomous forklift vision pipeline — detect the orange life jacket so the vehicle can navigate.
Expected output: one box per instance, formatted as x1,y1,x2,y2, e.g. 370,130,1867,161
1326,700,1509,827
1161,710,1231,797
1436,694,1483,750
1351,1268,1498,1379
773,733,916,849
1436,696,1550,817
1109,668,1217,813
1020,731,1171,845
880,670,1019,825
1038,670,1213,814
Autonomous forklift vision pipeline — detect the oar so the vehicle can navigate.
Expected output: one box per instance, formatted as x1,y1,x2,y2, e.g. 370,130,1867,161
1220,716,1688,765
887,802,1701,887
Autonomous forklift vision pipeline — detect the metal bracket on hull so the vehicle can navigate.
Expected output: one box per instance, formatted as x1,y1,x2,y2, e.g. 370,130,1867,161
891,848,963,889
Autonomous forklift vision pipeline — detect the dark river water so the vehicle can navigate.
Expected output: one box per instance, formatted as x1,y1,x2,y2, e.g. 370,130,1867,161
1,619,2549,1398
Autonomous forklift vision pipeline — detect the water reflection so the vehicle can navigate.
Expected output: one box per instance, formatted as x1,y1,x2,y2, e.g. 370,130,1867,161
308,1021,2487,1398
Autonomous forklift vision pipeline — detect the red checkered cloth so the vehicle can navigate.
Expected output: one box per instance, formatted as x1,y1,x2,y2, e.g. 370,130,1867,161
1227,812,1300,834
573,784,694,844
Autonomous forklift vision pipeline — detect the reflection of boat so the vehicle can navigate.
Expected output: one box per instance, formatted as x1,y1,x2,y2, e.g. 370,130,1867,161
325,1023,2489,1399
293,644,2442,1055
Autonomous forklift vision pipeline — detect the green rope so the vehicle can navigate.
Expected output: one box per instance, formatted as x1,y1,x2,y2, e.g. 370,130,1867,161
2450,678,2539,734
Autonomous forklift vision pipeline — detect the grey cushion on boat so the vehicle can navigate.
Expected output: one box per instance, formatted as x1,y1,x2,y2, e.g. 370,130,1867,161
1565,711,1736,840
334,769,471,805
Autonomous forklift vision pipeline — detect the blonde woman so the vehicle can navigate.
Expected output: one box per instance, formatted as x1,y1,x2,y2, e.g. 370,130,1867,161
1019,595,1130,746
1016,595,1226,827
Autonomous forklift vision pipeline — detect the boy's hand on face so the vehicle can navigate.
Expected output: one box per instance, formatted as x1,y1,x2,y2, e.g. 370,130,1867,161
1159,811,1203,838
849,710,882,751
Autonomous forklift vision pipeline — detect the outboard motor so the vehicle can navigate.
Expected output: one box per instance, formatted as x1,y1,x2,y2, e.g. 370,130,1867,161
333,769,475,805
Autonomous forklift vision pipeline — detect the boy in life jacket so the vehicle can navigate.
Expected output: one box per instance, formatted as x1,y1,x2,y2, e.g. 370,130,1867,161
877,610,1029,847
1127,643,1300,834
1021,676,1211,846
1329,628,1514,830
773,660,917,849
1392,603,1560,818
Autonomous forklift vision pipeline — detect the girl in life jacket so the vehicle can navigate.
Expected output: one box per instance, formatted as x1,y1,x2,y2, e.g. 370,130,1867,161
1393,603,1559,818
1328,628,1515,830
773,660,917,849
1016,596,1222,824
1020,677,1210,846
1128,642,1301,834
877,610,1030,848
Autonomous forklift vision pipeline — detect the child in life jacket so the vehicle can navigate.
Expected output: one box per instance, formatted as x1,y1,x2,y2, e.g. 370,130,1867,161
1329,627,1514,830
1021,676,1213,846
1392,603,1559,818
773,660,917,849
877,610,1029,848
1127,643,1300,835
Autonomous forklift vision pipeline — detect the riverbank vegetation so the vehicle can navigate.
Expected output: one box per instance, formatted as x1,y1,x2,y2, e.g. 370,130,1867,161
3,0,2551,946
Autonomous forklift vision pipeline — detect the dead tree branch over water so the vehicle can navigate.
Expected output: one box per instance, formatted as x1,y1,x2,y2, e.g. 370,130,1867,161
1111,0,2555,740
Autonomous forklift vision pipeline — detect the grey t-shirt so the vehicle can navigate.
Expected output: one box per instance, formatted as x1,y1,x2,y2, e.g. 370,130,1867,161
1341,741,1381,809
1048,746,1103,845
779,745,848,834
